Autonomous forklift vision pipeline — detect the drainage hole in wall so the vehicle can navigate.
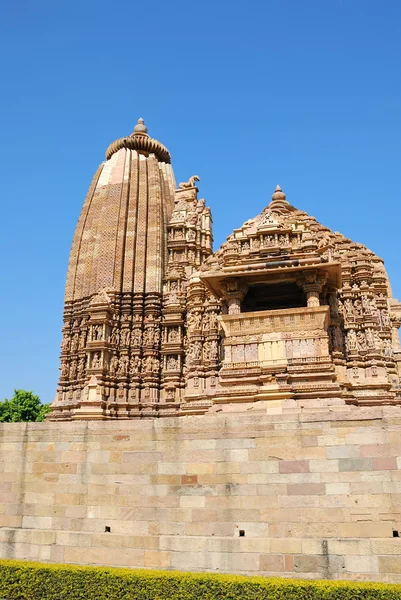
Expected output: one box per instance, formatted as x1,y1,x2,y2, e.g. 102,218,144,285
239,530,245,537
393,530,399,538
105,526,111,533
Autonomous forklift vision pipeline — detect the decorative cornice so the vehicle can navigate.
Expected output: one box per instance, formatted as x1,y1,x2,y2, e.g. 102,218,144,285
105,118,171,163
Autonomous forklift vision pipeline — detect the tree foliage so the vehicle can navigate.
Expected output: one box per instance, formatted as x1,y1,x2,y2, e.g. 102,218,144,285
0,390,50,423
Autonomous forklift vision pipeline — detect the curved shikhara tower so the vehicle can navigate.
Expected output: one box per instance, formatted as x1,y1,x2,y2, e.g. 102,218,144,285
52,119,213,419
52,121,401,420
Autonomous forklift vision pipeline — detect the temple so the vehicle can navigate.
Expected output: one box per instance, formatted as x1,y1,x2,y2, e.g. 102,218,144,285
51,120,401,419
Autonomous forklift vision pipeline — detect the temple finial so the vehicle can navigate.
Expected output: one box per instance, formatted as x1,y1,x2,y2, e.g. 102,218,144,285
133,118,148,135
271,184,287,203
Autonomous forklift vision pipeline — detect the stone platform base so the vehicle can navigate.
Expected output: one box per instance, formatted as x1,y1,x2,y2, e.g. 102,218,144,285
1,400,401,581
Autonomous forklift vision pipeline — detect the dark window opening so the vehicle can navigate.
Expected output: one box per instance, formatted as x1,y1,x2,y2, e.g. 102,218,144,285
242,282,305,313
105,526,111,533
239,530,245,537
393,530,399,538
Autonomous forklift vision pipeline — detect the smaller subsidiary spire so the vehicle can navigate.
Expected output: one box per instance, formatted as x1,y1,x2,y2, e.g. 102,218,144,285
133,117,148,136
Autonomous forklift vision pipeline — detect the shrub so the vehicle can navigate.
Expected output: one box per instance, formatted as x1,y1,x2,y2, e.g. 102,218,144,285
0,559,400,600
0,390,50,422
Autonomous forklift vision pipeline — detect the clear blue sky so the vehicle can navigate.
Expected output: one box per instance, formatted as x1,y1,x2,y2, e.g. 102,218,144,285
1,1,400,403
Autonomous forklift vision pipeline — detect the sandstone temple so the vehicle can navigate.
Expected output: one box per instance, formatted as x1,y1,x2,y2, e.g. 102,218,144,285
1,120,401,582
51,119,401,419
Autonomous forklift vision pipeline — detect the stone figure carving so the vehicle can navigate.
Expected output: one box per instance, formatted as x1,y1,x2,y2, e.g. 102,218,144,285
345,330,358,354
111,329,120,345
77,357,86,378
143,326,154,345
381,310,391,328
373,331,382,350
353,299,362,317
189,341,202,361
117,355,128,375
79,330,87,349
203,341,211,361
210,340,219,361
383,339,393,358
92,325,103,341
92,352,101,369
130,356,141,375
61,334,70,352
357,331,367,351
61,361,69,378
167,356,178,370
365,329,375,349
121,329,130,347
188,312,202,331
344,299,354,320
71,334,79,353
132,329,142,346
168,328,179,342
179,175,200,189
109,355,118,376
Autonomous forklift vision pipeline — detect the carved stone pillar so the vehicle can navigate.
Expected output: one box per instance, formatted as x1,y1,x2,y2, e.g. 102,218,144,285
297,272,327,308
304,284,321,308
220,279,248,315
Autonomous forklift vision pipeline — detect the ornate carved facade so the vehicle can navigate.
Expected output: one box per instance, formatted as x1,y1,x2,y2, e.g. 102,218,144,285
50,121,401,419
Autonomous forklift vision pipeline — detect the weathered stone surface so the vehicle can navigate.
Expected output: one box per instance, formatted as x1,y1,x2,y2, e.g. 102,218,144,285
7,116,401,580
50,121,401,419
1,408,400,581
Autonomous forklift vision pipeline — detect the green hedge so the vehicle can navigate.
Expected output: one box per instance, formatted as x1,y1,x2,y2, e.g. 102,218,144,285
0,559,400,600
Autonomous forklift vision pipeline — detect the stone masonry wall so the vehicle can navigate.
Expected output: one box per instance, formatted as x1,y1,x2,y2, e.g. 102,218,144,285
1,404,401,581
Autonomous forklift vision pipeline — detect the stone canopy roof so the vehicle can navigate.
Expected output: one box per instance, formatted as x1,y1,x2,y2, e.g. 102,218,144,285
199,185,385,286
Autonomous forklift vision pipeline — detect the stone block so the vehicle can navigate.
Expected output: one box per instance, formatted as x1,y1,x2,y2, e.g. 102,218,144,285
180,495,205,508
301,539,325,555
325,483,350,495
372,457,398,471
279,495,320,508
158,462,187,475
309,459,339,473
186,463,215,475
371,539,401,554
287,483,325,496
326,445,360,459
260,554,284,572
21,516,52,529
338,522,393,538
144,551,170,568
231,552,260,572
346,431,387,445
279,460,309,474
379,556,401,574
271,538,302,554
338,458,372,472
64,546,145,567
181,475,198,484
30,530,57,545
229,449,249,462
360,444,391,458
345,555,379,573
328,539,371,555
